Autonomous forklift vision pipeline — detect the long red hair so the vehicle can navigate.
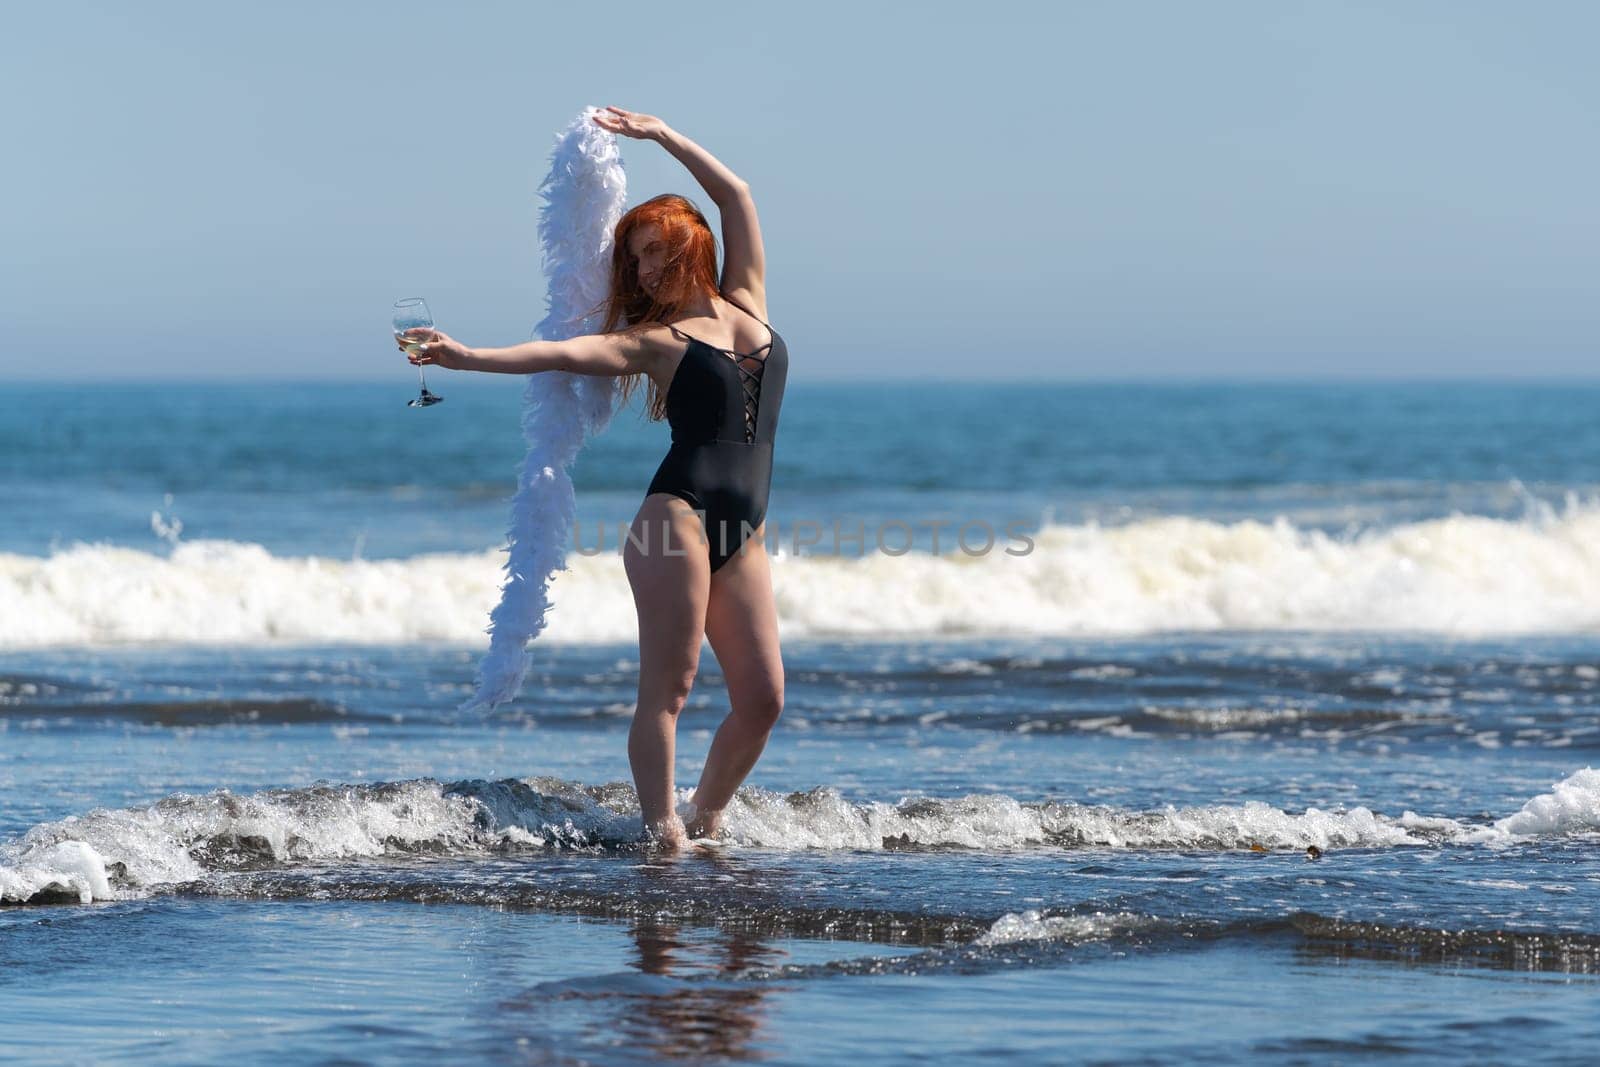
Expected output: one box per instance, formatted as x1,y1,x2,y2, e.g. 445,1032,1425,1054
591,193,721,420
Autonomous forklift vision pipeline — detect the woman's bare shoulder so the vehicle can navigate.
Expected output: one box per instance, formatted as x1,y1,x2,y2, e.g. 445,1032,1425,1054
606,322,685,384
610,320,680,353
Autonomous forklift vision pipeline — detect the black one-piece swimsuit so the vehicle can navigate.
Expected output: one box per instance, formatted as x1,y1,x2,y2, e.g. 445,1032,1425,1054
645,293,789,573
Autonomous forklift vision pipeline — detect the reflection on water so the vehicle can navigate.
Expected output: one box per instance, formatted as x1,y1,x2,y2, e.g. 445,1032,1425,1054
614,847,782,1061
621,920,781,1061
485,847,791,1062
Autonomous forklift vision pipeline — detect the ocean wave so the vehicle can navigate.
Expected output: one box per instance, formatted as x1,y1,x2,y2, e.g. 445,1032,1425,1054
0,694,357,726
1289,912,1600,972
757,909,1600,975
974,908,1154,946
4,502,1600,648
1487,766,1600,837
3,767,1595,907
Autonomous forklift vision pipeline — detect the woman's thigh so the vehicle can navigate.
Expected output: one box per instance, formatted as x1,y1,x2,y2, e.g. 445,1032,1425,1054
703,522,784,716
626,494,712,692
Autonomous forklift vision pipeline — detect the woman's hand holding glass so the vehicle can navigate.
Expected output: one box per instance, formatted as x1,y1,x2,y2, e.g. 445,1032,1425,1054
396,328,473,370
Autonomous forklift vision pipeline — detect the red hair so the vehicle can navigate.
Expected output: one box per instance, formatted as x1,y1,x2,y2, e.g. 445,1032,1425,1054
592,193,721,421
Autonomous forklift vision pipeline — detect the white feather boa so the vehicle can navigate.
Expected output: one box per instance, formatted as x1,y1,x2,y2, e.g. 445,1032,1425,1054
462,107,627,712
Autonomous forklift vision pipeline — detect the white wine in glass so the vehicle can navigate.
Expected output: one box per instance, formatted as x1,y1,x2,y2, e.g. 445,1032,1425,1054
392,297,443,408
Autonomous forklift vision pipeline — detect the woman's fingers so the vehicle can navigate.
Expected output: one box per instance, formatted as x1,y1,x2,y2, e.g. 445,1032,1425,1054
404,329,460,366
399,327,443,364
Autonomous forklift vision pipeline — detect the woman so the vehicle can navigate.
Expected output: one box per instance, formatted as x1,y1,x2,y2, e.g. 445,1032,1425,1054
401,106,788,850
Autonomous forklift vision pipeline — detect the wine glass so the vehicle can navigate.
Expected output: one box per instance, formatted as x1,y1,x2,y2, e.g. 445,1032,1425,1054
393,297,443,408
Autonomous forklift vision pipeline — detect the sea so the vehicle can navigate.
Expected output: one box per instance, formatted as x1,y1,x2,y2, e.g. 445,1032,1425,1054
2,378,1598,1065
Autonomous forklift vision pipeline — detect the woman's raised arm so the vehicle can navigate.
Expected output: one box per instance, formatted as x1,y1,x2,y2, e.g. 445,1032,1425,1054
593,106,744,204
592,107,767,304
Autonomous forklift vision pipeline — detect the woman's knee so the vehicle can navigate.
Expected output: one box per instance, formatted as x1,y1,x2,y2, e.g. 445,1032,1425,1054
737,687,784,732
641,662,699,717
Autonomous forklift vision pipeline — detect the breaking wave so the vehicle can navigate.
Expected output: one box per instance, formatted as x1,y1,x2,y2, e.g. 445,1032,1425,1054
3,502,1599,648
3,768,1595,906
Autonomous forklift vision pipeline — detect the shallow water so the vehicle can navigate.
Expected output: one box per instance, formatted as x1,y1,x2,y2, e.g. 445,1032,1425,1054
3,635,1599,1062
7,897,1599,1066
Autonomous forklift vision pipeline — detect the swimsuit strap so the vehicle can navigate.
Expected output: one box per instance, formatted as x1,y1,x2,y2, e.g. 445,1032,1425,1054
664,321,710,349
663,293,775,359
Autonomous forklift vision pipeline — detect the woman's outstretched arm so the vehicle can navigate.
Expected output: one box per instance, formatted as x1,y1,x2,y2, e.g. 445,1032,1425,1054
592,107,767,304
401,327,654,377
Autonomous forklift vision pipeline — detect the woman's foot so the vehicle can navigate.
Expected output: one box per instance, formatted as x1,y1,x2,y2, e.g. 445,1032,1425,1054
684,806,724,840
643,814,689,851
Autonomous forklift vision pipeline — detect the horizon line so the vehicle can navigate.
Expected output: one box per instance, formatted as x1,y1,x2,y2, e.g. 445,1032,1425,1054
13,374,1600,388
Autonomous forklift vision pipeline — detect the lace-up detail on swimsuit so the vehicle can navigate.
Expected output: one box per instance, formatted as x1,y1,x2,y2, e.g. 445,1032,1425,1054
645,293,788,574
665,318,775,444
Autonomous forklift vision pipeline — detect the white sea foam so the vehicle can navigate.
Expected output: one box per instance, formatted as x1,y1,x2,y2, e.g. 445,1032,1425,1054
0,841,112,905
0,780,492,904
976,909,1153,946
721,789,1053,850
5,503,1599,648
1398,766,1600,846
1037,798,1427,851
5,768,1598,907
1491,767,1600,837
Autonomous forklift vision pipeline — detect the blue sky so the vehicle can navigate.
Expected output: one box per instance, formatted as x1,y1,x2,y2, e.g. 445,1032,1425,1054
7,1,1596,381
